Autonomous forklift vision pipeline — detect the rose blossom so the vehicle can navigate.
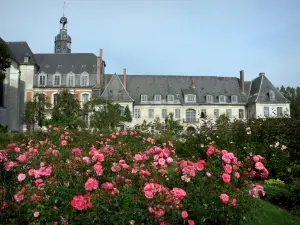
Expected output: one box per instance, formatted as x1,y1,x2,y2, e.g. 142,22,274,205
231,198,237,206
33,212,40,218
222,173,231,183
219,193,229,204
17,173,26,182
181,211,188,219
84,178,99,191
223,164,232,174
255,162,265,170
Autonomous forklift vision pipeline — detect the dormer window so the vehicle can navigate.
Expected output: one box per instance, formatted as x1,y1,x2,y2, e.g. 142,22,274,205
167,95,174,103
24,56,29,63
141,94,148,103
67,73,75,87
53,73,61,86
185,94,196,103
38,73,46,86
219,95,226,103
269,90,275,101
80,72,89,86
154,94,161,103
206,95,213,104
231,95,238,103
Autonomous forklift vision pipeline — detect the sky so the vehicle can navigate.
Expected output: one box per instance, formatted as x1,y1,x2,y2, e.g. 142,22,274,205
1,0,300,87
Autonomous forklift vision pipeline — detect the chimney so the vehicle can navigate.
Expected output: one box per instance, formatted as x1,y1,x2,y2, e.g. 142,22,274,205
240,70,245,93
96,48,103,87
191,80,196,88
259,72,265,76
123,68,127,90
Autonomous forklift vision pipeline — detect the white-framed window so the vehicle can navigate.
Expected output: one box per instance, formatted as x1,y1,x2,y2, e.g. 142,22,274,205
206,95,213,104
200,109,207,118
162,109,168,119
53,93,59,106
185,94,196,103
231,95,238,103
80,72,89,86
53,74,61,86
264,107,269,117
24,56,29,63
269,90,275,101
175,109,180,119
141,95,148,103
38,74,46,86
148,109,154,119
154,95,161,103
134,109,141,119
67,73,75,87
214,109,219,119
226,109,232,119
167,95,174,103
277,107,283,117
82,93,89,105
120,105,125,116
219,95,226,103
185,109,196,122
239,109,244,119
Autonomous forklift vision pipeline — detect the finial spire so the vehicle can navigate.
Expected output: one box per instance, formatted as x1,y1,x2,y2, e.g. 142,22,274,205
63,1,66,16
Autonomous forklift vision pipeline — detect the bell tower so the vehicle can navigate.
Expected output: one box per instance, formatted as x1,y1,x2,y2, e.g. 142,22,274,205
54,14,72,53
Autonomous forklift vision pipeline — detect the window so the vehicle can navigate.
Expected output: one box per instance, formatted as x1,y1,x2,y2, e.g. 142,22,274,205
231,95,238,103
81,73,89,86
186,109,196,122
134,109,141,119
67,73,75,87
277,107,283,117
141,95,148,103
185,94,196,103
219,95,226,103
24,57,29,63
39,74,46,86
264,107,269,117
167,95,174,103
226,109,232,119
239,109,244,119
148,109,154,119
162,109,168,119
214,109,219,119
154,95,161,103
269,90,275,101
82,94,89,105
53,74,61,86
53,93,59,106
206,95,213,103
175,109,180,119
120,105,125,116
200,109,207,118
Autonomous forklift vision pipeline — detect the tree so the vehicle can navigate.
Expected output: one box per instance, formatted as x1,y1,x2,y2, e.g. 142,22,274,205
164,112,183,134
279,86,300,119
50,89,83,129
122,105,132,122
24,101,36,131
0,38,11,80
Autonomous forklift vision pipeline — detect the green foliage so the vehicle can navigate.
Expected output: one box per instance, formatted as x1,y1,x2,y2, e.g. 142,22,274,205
279,86,300,119
122,105,132,122
0,38,11,78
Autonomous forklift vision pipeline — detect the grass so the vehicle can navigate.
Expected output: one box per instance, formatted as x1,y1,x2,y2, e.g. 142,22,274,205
246,200,300,225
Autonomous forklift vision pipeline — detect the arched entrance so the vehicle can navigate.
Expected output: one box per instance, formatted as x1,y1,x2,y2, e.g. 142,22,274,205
186,126,196,134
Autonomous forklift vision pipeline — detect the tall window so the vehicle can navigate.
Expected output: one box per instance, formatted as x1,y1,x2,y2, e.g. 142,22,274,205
277,107,283,117
134,109,141,119
53,74,61,86
53,93,59,106
162,109,168,119
226,109,232,119
141,95,148,103
239,109,244,119
120,105,125,116
81,73,89,86
206,95,213,103
175,109,180,120
82,94,89,105
185,94,196,103
264,107,269,117
154,95,161,103
214,109,219,119
200,109,207,118
167,95,174,103
67,73,75,87
186,109,196,122
39,74,46,86
219,95,226,103
148,109,154,119
231,95,238,103
269,90,275,101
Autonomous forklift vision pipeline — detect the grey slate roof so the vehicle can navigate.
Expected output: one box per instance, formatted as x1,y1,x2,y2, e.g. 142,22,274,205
33,53,97,88
102,74,248,105
6,41,37,65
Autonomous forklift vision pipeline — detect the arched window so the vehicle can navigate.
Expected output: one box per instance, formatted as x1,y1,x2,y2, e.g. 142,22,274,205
185,109,196,122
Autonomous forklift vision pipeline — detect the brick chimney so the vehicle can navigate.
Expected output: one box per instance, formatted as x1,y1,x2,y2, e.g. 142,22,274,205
96,48,103,87
240,70,245,93
123,68,127,90
191,80,196,88
259,72,265,76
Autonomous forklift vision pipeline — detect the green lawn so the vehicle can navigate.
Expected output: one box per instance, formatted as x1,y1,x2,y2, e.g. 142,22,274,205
246,200,300,225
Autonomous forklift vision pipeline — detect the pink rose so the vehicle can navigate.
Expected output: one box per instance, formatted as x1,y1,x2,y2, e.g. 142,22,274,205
222,173,231,183
134,154,143,161
255,162,265,170
231,198,237,206
158,158,166,166
181,211,188,219
220,193,229,204
223,164,232,174
84,178,99,191
33,211,40,218
17,173,26,182
234,172,240,179
188,220,195,225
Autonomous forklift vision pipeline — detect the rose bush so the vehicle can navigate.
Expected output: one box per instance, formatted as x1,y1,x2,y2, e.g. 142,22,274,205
0,126,268,224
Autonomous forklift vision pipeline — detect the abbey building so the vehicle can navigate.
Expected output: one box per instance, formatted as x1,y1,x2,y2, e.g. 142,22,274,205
0,16,290,132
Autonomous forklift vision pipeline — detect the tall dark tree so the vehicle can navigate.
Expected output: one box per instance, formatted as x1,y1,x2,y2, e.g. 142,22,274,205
0,38,11,79
122,105,132,122
279,86,300,119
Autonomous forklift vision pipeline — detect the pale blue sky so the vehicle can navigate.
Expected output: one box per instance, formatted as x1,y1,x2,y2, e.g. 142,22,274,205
1,0,300,86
